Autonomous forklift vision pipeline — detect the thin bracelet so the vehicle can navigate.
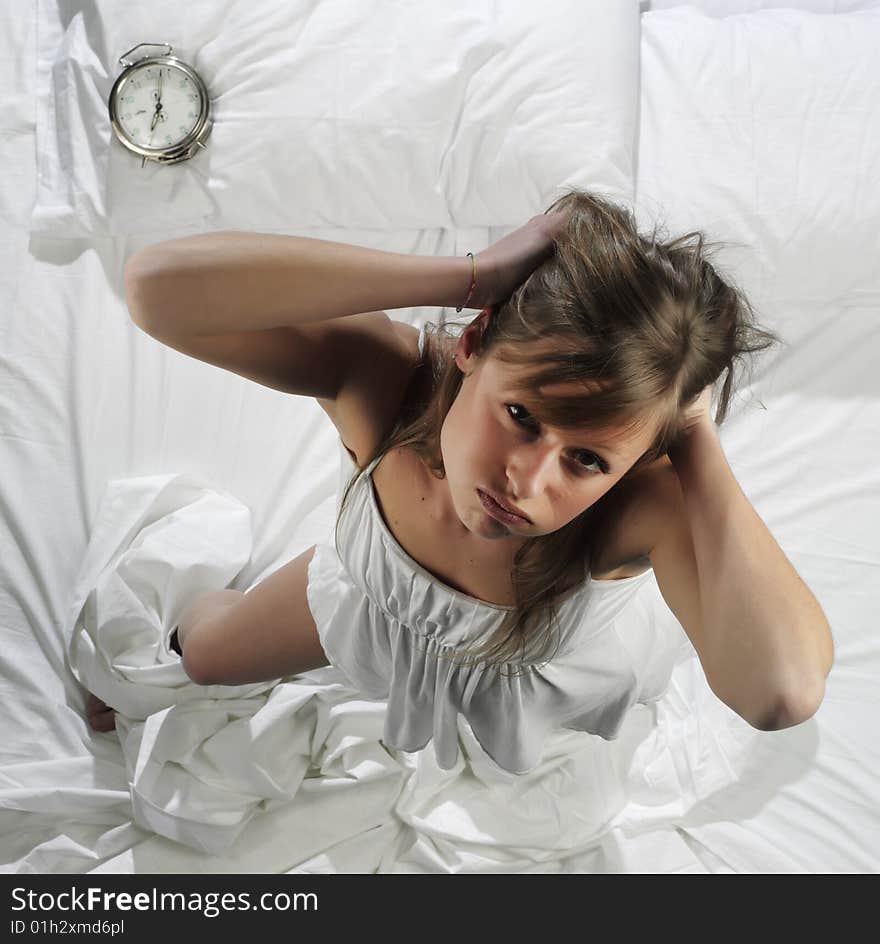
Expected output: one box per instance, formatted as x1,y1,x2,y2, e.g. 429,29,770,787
456,252,477,312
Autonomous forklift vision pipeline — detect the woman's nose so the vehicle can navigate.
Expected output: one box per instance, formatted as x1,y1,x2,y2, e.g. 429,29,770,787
506,447,556,497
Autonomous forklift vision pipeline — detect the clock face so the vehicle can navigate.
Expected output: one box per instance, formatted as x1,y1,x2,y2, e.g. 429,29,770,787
115,62,203,149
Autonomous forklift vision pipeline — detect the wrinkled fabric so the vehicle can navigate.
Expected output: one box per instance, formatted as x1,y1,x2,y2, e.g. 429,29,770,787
306,325,684,775
62,331,685,855
57,436,732,864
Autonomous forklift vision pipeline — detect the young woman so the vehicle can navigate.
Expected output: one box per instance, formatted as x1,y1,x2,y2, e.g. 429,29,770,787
88,190,832,777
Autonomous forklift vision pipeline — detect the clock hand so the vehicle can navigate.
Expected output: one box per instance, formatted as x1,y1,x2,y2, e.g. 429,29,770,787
150,69,164,132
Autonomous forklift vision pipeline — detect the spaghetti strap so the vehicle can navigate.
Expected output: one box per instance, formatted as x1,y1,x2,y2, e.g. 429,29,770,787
364,450,385,476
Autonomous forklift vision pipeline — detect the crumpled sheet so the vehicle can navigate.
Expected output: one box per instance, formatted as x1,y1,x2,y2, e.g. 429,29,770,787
62,472,760,867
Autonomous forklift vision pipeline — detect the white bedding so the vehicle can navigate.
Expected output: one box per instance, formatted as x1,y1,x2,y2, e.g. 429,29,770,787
1,0,878,873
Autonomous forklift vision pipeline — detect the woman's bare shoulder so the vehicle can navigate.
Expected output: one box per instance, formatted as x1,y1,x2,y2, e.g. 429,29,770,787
390,320,421,349
314,315,423,469
591,457,674,580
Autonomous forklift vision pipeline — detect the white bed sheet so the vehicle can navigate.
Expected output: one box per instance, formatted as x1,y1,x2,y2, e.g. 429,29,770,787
631,3,880,871
1,1,878,873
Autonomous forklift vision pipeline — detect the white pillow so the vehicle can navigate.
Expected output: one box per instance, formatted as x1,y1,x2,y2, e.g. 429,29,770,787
634,6,880,308
643,1,880,14
33,0,640,238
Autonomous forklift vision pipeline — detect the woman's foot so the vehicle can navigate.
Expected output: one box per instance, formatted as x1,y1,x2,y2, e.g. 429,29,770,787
86,692,116,732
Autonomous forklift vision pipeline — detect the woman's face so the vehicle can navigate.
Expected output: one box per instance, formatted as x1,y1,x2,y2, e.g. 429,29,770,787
438,311,660,548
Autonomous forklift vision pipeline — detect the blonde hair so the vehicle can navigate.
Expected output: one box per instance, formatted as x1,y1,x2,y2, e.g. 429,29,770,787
334,188,782,676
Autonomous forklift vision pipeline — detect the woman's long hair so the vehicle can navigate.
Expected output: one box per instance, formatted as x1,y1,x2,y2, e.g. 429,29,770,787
334,188,782,676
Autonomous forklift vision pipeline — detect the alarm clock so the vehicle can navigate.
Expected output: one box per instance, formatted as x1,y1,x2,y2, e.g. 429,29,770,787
109,42,213,168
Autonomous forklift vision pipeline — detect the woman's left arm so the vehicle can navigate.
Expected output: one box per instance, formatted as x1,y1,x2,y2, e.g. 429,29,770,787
667,387,834,728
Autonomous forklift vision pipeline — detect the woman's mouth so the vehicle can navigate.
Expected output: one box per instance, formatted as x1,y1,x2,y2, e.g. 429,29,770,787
477,489,531,526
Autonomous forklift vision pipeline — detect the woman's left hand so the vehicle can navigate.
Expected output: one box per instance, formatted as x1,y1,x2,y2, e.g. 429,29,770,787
678,384,715,437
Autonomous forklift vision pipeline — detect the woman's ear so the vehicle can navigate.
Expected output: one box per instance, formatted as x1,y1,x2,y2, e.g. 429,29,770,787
455,317,487,374
456,305,498,371
454,329,475,372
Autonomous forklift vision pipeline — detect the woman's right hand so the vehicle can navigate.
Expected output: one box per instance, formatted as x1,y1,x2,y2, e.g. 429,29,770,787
468,210,571,310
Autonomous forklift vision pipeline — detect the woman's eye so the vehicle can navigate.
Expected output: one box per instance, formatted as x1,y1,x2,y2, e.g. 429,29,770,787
575,453,605,473
506,403,537,429
505,404,606,474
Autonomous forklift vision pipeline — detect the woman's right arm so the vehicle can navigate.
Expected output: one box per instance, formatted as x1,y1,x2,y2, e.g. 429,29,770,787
123,232,474,337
